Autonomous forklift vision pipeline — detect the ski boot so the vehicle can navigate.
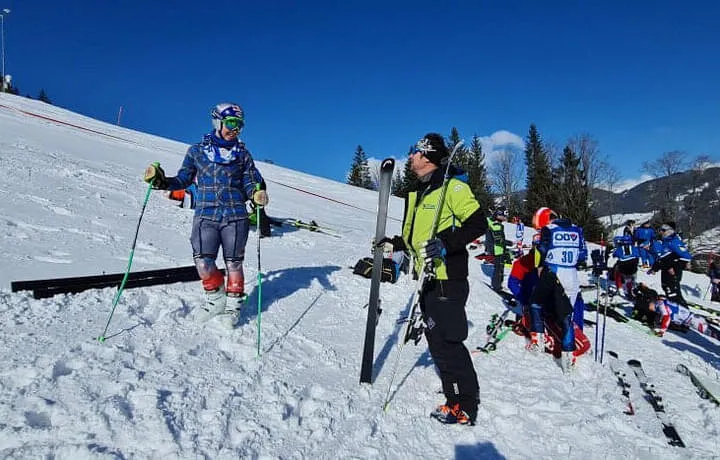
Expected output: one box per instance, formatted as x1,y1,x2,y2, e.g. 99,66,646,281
196,286,227,322
430,403,475,425
559,351,576,373
525,332,543,353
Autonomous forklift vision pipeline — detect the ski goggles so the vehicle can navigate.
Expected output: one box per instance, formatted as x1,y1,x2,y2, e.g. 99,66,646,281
222,116,244,131
411,138,436,156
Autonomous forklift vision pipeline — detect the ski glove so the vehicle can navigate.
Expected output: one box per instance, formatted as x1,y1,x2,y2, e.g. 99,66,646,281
374,235,406,251
419,238,446,265
143,163,168,190
253,190,269,206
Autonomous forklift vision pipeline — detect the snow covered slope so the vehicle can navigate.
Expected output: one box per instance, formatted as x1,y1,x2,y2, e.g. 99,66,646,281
1,93,719,459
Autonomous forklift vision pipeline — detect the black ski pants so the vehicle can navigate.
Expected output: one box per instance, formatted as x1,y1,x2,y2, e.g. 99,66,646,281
492,253,505,291
421,279,479,418
661,266,686,306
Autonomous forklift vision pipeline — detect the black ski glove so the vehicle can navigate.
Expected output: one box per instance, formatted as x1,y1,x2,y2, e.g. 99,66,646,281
375,235,406,252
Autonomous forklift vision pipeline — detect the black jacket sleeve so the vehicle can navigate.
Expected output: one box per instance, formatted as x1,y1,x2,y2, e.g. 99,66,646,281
438,208,488,255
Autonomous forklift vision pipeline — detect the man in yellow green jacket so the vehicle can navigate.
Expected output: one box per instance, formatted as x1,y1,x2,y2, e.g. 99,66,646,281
384,133,488,425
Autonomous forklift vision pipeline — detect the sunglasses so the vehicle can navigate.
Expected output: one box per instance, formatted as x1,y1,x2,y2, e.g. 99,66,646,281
222,116,244,131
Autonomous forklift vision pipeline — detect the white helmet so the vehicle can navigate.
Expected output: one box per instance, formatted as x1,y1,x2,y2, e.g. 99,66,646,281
211,102,244,132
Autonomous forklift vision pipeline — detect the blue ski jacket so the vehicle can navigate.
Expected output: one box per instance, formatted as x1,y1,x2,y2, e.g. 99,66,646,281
653,232,691,271
166,132,263,221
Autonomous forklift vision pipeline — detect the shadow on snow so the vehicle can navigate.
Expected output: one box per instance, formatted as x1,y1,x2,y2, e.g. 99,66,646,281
237,264,341,327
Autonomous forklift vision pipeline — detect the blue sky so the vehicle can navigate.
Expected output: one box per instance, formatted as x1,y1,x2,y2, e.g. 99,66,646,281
3,0,719,185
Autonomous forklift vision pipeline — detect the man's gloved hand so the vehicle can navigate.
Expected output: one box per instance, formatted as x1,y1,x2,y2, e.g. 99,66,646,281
419,238,446,266
253,190,269,206
374,235,405,250
143,163,168,190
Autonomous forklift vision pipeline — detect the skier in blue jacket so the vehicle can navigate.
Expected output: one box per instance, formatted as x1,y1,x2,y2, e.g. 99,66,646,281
610,235,640,299
144,103,268,322
650,223,692,306
633,221,656,267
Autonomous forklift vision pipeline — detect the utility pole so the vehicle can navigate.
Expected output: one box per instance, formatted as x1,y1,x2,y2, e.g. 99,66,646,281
0,8,10,92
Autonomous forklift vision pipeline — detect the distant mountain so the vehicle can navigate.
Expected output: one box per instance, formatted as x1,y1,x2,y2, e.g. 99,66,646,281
591,166,720,236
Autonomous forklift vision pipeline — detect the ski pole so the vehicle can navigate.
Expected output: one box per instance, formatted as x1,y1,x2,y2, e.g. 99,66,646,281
255,184,263,358
594,277,600,362
98,162,158,343
600,271,609,364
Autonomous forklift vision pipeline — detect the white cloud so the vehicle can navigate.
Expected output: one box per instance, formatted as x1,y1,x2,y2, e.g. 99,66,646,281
485,130,525,149
477,130,525,165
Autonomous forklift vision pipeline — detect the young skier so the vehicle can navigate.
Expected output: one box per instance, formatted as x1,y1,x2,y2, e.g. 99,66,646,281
486,206,509,292
143,102,268,322
649,223,692,306
610,235,640,299
508,234,590,367
635,284,716,338
533,208,587,330
633,221,655,267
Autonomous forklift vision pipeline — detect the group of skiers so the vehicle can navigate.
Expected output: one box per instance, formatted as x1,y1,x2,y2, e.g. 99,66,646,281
139,102,716,428
598,219,720,337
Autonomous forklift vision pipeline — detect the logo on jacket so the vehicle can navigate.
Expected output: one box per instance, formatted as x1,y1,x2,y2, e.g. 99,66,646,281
553,231,579,247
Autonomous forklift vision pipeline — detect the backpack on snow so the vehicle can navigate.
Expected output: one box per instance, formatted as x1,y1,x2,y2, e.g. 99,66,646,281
352,257,398,283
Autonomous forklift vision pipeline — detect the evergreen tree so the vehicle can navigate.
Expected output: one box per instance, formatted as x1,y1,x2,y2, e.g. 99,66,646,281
555,144,603,240
523,124,557,222
466,135,492,213
391,168,404,197
394,146,421,198
447,127,469,170
347,145,373,189
37,89,52,104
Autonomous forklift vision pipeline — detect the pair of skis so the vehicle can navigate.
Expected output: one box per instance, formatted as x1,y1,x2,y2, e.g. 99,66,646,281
606,351,685,447
288,219,341,238
474,307,515,354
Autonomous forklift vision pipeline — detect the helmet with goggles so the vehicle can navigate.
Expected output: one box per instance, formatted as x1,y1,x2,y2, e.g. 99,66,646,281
211,103,245,132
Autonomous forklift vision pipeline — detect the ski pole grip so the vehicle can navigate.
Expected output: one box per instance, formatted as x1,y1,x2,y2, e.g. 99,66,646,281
149,161,161,187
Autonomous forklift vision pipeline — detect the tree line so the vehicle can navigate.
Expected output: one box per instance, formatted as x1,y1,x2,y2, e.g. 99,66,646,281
1,76,53,103
346,124,621,241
